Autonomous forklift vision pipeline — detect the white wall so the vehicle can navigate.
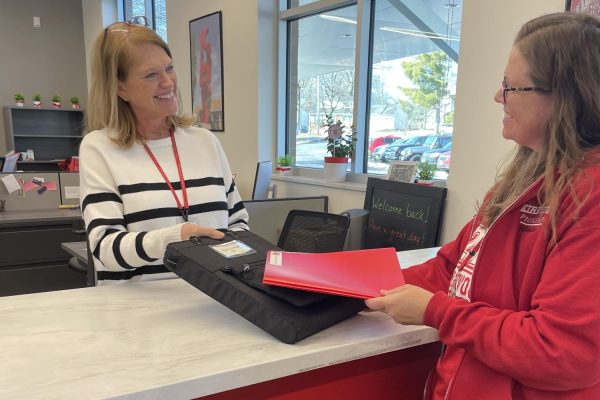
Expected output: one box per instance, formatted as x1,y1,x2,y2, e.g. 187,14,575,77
442,0,564,242
166,0,277,200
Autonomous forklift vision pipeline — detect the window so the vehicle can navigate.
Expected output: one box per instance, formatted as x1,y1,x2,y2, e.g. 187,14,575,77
119,0,168,41
280,0,462,179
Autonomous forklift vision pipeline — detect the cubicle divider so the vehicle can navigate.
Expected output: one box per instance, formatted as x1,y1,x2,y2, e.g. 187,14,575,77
244,196,328,244
0,172,62,211
0,172,80,212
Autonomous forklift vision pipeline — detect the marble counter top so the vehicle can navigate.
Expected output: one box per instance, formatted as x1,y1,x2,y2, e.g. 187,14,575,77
0,247,440,400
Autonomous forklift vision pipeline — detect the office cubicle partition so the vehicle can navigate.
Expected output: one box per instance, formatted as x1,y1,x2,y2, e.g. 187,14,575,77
244,196,328,244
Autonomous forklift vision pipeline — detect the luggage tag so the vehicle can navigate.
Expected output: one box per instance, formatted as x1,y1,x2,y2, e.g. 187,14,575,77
209,240,256,258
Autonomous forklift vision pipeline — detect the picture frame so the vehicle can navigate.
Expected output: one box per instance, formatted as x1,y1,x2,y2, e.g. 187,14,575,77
566,0,600,14
189,11,225,131
386,160,418,183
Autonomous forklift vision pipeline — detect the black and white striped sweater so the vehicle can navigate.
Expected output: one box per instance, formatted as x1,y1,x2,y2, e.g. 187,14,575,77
79,126,249,283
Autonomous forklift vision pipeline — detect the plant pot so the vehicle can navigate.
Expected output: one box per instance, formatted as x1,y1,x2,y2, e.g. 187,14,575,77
323,156,348,182
71,103,80,109
15,101,24,107
417,179,434,186
52,102,61,109
276,166,291,175
33,101,41,108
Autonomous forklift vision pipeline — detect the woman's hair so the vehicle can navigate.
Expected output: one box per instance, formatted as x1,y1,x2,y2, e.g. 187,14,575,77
86,22,195,147
480,12,600,240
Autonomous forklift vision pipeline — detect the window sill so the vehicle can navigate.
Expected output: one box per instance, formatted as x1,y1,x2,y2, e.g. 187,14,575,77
272,171,367,192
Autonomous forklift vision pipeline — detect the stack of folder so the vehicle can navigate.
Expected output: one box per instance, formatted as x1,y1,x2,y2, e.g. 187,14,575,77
263,247,405,299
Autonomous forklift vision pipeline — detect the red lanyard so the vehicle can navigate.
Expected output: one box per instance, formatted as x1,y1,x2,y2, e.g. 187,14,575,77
143,130,189,221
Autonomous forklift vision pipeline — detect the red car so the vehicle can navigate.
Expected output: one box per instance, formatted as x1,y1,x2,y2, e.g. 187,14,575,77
369,135,403,156
437,150,451,172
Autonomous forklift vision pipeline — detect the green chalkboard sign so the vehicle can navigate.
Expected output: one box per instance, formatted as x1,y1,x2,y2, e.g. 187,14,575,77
363,178,447,251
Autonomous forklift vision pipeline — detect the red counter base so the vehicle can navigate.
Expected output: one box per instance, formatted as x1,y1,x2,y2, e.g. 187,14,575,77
200,341,441,400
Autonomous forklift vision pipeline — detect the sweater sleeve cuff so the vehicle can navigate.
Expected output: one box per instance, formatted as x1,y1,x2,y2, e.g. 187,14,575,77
144,224,185,260
423,291,454,328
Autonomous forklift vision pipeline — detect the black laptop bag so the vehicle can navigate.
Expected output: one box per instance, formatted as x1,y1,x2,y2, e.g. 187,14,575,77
163,230,365,344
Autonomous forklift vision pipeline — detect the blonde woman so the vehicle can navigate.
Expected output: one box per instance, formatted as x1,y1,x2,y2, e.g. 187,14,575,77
80,18,248,283
367,12,600,399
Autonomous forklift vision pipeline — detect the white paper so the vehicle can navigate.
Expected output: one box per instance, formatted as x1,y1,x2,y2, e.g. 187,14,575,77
2,153,19,173
269,251,282,266
1,174,21,193
64,186,80,199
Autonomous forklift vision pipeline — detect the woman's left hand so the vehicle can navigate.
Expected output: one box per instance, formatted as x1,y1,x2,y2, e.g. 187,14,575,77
365,284,435,325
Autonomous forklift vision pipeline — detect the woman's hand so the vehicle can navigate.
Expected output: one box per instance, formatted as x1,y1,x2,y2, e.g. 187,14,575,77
365,284,434,325
180,223,225,241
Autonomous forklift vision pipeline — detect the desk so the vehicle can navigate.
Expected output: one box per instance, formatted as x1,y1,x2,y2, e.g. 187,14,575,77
61,241,88,265
0,209,85,296
0,247,440,400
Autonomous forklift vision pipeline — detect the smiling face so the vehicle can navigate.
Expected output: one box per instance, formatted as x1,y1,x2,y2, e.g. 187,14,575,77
494,47,554,152
117,43,178,132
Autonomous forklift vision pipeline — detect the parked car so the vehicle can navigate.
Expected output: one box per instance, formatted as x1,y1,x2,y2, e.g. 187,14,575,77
381,135,430,162
399,134,452,162
372,143,390,161
437,150,452,172
368,134,403,156
420,142,452,165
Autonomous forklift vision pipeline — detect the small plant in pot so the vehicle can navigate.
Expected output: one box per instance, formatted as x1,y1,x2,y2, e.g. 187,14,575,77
417,162,437,185
51,95,61,108
276,154,294,175
70,96,81,109
14,93,25,107
32,94,42,108
322,114,356,182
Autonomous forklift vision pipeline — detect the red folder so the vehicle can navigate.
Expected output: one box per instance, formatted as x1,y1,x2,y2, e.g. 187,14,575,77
263,248,405,299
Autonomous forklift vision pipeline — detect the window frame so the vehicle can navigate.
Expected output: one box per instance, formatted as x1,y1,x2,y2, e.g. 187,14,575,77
279,0,370,177
278,0,461,181
118,0,167,41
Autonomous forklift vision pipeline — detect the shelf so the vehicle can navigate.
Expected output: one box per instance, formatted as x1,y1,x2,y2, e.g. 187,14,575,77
7,106,84,112
4,106,85,161
14,135,82,139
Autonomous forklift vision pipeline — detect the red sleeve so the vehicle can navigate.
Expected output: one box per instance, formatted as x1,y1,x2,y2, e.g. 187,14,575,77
424,225,600,391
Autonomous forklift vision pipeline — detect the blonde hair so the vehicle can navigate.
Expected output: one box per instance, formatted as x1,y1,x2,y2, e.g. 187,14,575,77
480,12,600,241
86,22,195,147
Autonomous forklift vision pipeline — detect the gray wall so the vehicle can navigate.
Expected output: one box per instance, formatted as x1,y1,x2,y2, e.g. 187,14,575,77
0,0,88,154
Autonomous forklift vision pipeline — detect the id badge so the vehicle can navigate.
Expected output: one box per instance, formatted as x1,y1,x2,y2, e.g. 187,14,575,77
209,240,256,258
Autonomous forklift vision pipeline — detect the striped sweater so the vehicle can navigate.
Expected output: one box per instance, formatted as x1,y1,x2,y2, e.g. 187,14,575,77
79,126,249,283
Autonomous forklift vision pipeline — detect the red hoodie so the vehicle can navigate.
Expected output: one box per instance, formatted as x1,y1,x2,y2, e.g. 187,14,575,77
404,165,600,399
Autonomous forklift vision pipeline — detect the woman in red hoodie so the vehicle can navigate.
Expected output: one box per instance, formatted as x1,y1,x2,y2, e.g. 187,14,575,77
366,12,600,400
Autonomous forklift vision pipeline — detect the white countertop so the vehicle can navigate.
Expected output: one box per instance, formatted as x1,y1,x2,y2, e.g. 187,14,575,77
0,247,439,400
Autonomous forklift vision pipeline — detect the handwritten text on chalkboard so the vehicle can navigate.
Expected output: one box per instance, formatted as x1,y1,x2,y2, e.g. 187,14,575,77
363,178,446,251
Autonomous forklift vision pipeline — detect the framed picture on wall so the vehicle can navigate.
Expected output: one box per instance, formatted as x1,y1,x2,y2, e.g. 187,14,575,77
386,161,418,183
189,11,225,131
566,0,600,14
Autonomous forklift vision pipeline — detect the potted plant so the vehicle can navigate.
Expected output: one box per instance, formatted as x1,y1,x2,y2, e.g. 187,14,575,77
14,93,25,107
51,95,61,108
416,161,437,185
70,96,80,109
323,114,356,182
32,94,42,108
276,154,294,175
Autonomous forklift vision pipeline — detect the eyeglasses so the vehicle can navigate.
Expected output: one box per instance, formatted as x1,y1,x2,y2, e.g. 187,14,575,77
501,76,550,104
104,16,150,39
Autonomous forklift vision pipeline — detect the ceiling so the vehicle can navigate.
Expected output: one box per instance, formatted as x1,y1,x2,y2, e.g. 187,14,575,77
293,0,463,78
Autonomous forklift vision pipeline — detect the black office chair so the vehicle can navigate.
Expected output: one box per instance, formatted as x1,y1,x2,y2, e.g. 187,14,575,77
277,210,350,253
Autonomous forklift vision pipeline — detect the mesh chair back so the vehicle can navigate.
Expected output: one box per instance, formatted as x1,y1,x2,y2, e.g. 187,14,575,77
277,210,350,253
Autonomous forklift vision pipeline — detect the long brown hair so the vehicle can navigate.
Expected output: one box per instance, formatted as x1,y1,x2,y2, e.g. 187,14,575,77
86,22,194,147
480,12,600,240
